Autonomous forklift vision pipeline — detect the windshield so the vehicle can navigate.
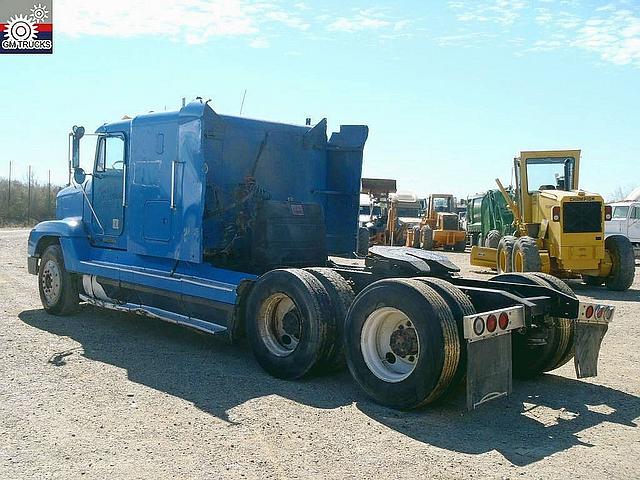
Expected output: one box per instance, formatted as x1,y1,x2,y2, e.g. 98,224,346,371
612,206,629,219
432,197,453,213
359,205,381,217
396,206,422,218
526,157,575,193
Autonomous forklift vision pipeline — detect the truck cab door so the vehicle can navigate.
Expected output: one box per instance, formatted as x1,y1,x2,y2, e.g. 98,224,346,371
91,134,126,247
629,206,640,242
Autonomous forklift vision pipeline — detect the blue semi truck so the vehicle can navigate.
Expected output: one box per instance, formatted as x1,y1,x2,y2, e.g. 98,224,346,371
28,101,614,410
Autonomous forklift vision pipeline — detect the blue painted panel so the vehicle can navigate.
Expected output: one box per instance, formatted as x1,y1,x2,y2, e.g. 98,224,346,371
127,103,206,262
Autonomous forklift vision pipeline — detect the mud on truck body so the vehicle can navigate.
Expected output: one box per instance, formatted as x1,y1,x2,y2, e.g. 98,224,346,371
28,101,614,410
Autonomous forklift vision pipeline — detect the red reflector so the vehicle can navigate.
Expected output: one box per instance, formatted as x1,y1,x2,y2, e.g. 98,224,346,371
585,305,594,318
498,312,509,330
552,206,561,222
473,317,485,336
486,314,497,333
605,205,612,221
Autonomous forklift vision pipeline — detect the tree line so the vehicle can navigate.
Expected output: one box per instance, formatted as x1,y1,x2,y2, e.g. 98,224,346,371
0,175,64,226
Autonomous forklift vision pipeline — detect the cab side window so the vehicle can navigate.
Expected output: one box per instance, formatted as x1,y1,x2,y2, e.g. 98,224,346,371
96,135,125,172
632,207,640,220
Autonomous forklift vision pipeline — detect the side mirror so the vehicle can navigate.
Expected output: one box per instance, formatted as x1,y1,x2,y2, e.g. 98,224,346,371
71,125,85,169
73,167,86,184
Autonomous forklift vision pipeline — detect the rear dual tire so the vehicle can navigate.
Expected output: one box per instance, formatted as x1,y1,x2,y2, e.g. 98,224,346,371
344,278,462,410
490,272,574,377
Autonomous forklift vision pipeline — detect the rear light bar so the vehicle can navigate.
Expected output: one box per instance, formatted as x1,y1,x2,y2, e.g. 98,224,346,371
464,306,525,342
578,301,614,324
604,205,612,221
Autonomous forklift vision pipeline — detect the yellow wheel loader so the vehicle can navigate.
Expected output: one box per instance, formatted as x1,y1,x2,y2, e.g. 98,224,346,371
406,194,467,251
470,150,635,291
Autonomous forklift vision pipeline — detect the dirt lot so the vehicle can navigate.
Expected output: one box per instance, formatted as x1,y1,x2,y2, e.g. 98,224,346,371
1,228,639,479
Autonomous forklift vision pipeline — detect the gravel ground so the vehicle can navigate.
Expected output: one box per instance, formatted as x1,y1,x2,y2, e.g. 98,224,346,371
1,228,639,479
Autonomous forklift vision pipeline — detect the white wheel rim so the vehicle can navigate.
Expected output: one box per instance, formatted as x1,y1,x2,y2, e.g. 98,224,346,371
257,293,301,357
360,307,420,383
41,259,62,306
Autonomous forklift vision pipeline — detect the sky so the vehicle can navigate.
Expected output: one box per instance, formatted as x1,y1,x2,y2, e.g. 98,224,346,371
0,0,638,200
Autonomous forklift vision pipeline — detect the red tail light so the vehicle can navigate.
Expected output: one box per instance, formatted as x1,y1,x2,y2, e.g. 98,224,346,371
486,314,497,333
585,305,594,318
552,206,561,222
605,205,612,221
498,312,509,330
596,306,604,318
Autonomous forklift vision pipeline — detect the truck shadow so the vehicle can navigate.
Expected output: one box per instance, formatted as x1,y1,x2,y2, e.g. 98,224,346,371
566,280,640,303
19,307,640,466
357,376,639,466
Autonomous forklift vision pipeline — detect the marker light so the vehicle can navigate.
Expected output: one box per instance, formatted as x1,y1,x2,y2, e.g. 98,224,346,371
596,305,605,318
605,205,612,221
585,305,594,318
605,306,614,320
552,206,561,222
498,312,509,330
473,317,485,336
486,314,497,333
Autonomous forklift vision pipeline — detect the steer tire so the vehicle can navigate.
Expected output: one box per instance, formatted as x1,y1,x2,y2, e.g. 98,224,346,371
412,277,475,397
246,269,336,380
604,235,635,291
490,272,571,378
344,278,460,410
453,240,467,252
304,268,355,371
496,235,516,274
421,227,434,250
528,272,576,371
38,244,79,316
512,236,541,272
357,227,370,256
485,229,502,249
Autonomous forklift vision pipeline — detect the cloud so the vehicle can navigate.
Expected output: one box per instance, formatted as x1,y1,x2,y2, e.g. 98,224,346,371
446,0,640,67
249,37,269,48
326,9,408,34
56,0,307,44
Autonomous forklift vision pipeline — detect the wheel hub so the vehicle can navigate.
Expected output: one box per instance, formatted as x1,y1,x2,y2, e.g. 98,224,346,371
389,326,418,358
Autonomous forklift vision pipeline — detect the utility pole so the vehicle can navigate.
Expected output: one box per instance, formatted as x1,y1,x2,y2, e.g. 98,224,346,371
48,169,51,218
27,165,31,221
7,161,11,208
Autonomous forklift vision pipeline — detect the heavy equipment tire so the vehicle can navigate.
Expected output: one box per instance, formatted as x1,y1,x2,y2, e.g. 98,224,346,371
490,273,571,378
604,235,635,291
485,229,501,249
246,269,336,380
38,244,79,316
304,268,356,371
345,278,460,410
412,277,475,397
357,227,370,256
453,240,467,252
411,226,421,248
528,272,575,371
512,236,541,272
496,235,516,274
421,226,433,250
582,275,605,286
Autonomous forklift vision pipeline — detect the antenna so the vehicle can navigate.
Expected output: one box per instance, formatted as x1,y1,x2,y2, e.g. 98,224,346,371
239,89,247,115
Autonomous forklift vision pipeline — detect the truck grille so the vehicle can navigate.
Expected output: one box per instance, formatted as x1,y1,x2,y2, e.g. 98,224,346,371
563,201,601,233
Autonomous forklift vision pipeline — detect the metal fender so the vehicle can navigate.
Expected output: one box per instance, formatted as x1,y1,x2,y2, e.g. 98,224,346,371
28,218,91,271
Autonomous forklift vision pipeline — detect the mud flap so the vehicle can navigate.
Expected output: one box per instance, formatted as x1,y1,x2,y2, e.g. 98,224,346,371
466,334,512,410
573,302,613,378
464,306,525,410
